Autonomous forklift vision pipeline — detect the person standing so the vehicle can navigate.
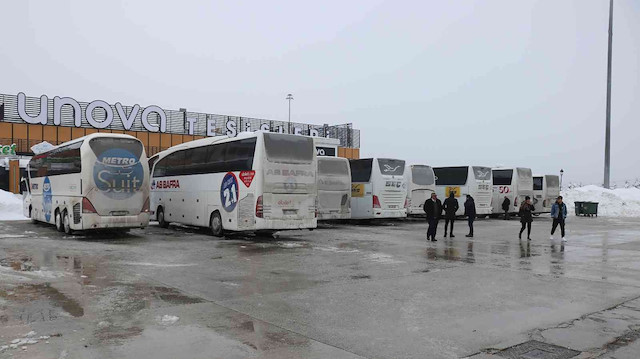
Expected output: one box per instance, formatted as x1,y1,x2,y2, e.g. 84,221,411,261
443,191,459,238
423,193,443,242
518,196,535,240
464,195,476,238
502,196,511,220
550,196,568,242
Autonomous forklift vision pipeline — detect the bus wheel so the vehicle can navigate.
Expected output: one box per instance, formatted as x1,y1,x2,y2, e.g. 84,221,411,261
157,207,169,228
210,211,224,237
63,210,73,235
55,210,64,232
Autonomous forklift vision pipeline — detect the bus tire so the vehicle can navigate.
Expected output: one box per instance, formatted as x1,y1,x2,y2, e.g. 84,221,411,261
55,209,64,232
62,210,73,235
210,211,224,237
157,207,169,228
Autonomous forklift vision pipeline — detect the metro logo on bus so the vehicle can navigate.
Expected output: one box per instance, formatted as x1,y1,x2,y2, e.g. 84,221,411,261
220,172,239,212
152,179,180,189
93,148,144,200
43,176,52,222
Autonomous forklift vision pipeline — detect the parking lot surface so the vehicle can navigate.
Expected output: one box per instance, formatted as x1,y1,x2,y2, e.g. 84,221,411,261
1,217,640,359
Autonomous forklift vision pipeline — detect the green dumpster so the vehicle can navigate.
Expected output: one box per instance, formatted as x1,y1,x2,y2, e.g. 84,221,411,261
575,201,598,217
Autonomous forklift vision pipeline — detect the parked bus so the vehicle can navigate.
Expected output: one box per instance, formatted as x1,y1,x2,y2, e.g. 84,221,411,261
23,134,150,234
149,131,317,236
491,167,534,215
433,166,493,216
349,158,408,219
406,164,436,216
317,157,351,220
533,174,560,214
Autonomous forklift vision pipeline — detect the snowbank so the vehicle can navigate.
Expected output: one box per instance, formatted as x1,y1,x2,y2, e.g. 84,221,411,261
0,189,28,221
562,185,640,217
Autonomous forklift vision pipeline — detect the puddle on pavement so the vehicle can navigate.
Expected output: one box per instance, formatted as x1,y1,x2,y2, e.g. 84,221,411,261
426,246,475,264
0,283,84,325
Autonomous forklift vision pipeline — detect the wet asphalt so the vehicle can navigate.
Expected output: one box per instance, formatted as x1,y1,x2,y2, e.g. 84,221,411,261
0,216,639,359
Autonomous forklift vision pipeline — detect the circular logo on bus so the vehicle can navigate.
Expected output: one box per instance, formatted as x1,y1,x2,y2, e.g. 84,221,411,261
43,176,52,222
220,172,239,212
93,148,144,200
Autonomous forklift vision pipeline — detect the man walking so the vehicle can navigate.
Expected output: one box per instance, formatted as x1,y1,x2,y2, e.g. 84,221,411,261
443,191,459,238
502,196,511,220
518,196,535,240
550,196,568,242
464,195,476,238
423,192,442,242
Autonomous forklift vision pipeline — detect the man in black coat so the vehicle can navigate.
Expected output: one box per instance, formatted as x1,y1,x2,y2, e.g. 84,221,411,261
423,192,443,242
464,195,476,238
501,196,511,220
442,191,459,238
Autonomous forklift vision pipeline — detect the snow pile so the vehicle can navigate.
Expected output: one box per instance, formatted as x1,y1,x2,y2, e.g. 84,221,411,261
0,189,27,221
562,185,640,217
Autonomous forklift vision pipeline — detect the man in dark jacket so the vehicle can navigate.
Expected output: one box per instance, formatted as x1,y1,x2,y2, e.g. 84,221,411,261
464,195,476,238
442,191,459,238
501,196,511,220
518,196,535,240
423,193,443,242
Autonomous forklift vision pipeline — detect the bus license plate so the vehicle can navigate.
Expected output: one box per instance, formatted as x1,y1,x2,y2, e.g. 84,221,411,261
388,205,398,209
283,209,298,215
110,211,129,216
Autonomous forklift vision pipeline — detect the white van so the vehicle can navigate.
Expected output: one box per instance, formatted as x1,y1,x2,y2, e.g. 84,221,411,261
406,164,436,216
25,134,150,234
349,158,408,219
533,174,560,214
433,166,493,216
317,157,351,220
491,167,534,215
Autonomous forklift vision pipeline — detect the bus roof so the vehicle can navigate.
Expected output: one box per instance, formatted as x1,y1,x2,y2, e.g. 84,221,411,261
37,133,139,154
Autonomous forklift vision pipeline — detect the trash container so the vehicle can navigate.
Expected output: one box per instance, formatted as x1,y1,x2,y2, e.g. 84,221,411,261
575,201,598,217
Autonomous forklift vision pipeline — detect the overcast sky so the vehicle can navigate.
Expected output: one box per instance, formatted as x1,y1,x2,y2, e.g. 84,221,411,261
2,0,638,185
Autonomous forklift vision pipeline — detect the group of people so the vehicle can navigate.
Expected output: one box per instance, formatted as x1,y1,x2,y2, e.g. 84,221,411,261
423,192,568,242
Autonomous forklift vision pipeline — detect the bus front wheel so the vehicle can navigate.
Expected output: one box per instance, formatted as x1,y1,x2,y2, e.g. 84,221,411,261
210,211,224,237
157,207,169,228
63,210,73,235
55,210,64,232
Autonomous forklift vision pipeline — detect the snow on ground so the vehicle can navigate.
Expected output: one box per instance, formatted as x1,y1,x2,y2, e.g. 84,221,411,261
562,185,640,217
0,189,27,221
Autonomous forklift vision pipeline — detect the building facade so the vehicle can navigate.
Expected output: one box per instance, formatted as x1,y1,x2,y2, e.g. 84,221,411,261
0,92,361,193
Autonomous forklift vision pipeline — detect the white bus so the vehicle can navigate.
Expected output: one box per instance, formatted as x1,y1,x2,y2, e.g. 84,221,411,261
149,131,317,236
349,158,408,219
491,167,534,215
317,157,351,220
24,134,150,234
406,164,436,216
433,166,493,216
533,174,560,214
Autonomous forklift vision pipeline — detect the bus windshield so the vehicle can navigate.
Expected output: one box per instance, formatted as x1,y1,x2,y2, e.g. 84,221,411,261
264,133,313,164
493,169,513,185
546,175,559,188
517,168,532,181
378,159,405,176
411,166,434,185
434,167,468,186
319,159,349,176
533,177,543,191
472,166,491,181
350,159,373,182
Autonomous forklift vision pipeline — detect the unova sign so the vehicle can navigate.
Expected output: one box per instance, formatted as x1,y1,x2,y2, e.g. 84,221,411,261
17,92,321,138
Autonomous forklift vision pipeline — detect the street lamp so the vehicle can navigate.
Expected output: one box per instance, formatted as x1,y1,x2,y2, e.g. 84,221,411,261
560,169,564,191
286,93,294,134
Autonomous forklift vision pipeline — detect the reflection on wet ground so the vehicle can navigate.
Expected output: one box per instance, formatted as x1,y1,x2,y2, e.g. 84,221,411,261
0,284,83,324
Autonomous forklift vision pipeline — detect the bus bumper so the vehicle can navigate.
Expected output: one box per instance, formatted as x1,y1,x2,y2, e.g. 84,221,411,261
407,207,425,216
317,211,351,220
78,213,150,230
373,209,407,218
475,207,493,215
256,218,317,230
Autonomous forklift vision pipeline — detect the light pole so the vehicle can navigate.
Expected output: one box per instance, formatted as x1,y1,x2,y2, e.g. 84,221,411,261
560,169,564,191
286,93,294,134
604,0,613,189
